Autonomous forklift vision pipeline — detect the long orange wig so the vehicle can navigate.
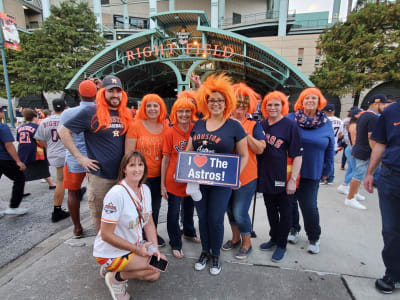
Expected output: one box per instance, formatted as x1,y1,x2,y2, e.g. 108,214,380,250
136,93,167,123
261,91,289,118
232,82,258,114
196,73,235,120
92,88,132,134
169,96,196,124
294,87,327,111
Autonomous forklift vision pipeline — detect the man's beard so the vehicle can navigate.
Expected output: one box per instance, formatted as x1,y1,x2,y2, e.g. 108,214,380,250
106,97,121,108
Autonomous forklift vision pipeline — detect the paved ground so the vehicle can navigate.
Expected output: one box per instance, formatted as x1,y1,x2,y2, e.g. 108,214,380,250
0,159,398,299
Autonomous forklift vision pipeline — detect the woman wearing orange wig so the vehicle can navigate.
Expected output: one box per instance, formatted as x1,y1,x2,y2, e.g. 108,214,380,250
221,83,266,260
257,91,302,262
186,73,249,275
161,97,200,259
125,93,168,247
286,87,334,255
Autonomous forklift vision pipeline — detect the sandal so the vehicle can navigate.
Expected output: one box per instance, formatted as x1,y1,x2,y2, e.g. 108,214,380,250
183,235,201,243
172,249,184,259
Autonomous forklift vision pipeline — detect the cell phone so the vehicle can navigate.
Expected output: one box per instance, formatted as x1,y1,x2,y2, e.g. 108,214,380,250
148,255,168,272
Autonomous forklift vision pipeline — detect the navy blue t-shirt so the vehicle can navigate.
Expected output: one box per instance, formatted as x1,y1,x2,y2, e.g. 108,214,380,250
0,123,14,161
63,106,126,180
190,119,247,153
257,117,302,194
16,123,39,164
371,102,400,172
352,110,379,160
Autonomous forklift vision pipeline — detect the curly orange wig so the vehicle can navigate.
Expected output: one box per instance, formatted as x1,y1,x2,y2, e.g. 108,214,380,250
169,96,196,124
177,90,197,103
196,73,235,120
92,88,132,134
294,87,327,111
136,94,167,123
232,82,258,114
261,91,289,118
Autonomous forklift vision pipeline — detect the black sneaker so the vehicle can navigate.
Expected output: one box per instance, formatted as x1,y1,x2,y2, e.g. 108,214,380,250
157,235,166,248
194,252,209,271
209,255,221,276
51,209,70,223
221,239,241,251
375,276,400,294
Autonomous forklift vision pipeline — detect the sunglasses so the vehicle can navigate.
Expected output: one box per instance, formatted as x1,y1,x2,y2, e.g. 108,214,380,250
236,95,250,107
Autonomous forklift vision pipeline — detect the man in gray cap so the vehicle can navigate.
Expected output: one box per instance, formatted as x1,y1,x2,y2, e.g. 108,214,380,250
59,75,132,233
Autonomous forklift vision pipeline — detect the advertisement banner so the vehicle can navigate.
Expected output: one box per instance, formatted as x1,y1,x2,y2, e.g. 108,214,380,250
175,151,241,188
0,12,21,51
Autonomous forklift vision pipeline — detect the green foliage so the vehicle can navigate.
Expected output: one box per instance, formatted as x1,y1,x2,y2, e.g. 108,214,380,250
310,1,400,99
0,0,105,97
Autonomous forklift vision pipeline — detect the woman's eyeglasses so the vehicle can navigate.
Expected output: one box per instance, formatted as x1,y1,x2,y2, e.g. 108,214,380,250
207,99,225,104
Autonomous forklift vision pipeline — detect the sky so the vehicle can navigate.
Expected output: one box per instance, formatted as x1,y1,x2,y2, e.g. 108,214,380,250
288,0,357,21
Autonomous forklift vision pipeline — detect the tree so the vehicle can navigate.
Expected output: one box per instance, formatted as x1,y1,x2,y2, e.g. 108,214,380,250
0,0,105,98
309,1,400,106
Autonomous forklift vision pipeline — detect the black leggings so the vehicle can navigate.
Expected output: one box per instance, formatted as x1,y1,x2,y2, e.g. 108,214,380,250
0,160,25,208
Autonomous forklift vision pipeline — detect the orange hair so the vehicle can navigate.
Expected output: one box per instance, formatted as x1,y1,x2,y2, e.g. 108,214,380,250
136,94,167,123
232,82,258,114
294,87,327,111
169,96,196,124
177,90,197,103
92,88,132,134
196,73,235,120
261,91,289,118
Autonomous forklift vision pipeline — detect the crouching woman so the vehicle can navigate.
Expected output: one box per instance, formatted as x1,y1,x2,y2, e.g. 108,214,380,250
93,151,167,300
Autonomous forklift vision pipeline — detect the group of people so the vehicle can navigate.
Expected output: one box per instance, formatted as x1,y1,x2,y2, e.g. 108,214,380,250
1,72,398,297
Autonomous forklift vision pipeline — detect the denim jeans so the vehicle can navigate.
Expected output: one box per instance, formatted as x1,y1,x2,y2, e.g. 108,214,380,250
291,178,321,242
341,144,347,169
167,193,197,250
377,164,400,281
145,177,161,227
227,179,256,236
344,146,356,185
194,185,232,257
263,192,293,248
327,165,335,183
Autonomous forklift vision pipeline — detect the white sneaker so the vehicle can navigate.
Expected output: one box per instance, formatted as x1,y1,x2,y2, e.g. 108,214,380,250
307,240,320,254
4,207,28,215
100,265,108,278
105,272,130,300
344,198,367,210
40,179,46,183
337,184,349,195
287,228,299,244
355,193,366,201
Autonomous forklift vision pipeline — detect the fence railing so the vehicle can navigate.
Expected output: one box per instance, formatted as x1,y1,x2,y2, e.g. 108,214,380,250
221,10,296,27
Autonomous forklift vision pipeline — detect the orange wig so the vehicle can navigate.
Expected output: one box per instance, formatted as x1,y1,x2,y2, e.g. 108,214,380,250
169,96,196,124
232,82,258,114
294,87,327,112
136,93,167,123
177,90,197,104
92,88,132,134
261,91,289,118
196,73,235,120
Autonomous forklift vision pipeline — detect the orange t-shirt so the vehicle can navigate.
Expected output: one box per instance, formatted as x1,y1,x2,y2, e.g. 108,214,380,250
239,119,258,186
162,123,194,197
126,120,166,178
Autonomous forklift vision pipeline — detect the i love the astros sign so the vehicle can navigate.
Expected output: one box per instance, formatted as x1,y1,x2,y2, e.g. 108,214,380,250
175,151,241,188
126,43,235,61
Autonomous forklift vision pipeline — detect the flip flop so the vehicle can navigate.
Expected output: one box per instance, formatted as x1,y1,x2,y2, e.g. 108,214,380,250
172,249,184,259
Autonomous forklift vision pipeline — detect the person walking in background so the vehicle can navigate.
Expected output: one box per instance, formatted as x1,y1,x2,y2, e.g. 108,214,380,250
125,93,168,248
286,87,335,254
340,109,352,170
35,99,69,222
364,101,400,294
0,107,27,215
222,83,266,260
320,104,343,185
58,80,97,237
257,91,302,262
345,95,391,210
186,73,249,275
59,75,132,233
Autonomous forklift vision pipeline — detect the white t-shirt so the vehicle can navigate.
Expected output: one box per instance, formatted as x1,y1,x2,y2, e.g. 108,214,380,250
328,116,344,151
93,180,152,258
34,114,66,167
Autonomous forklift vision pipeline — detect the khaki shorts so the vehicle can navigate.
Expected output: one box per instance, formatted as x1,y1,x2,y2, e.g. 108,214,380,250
87,173,117,219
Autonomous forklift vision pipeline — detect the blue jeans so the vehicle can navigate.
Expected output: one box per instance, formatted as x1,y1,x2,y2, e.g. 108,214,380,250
377,164,400,281
227,179,256,236
167,193,197,250
344,146,356,185
327,165,335,183
145,177,161,227
194,185,232,257
291,178,321,242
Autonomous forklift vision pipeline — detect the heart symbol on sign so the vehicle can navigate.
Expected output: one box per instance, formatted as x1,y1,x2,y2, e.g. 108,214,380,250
194,155,207,167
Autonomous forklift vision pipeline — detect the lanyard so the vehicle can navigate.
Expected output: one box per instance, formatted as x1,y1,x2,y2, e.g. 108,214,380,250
119,182,145,227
